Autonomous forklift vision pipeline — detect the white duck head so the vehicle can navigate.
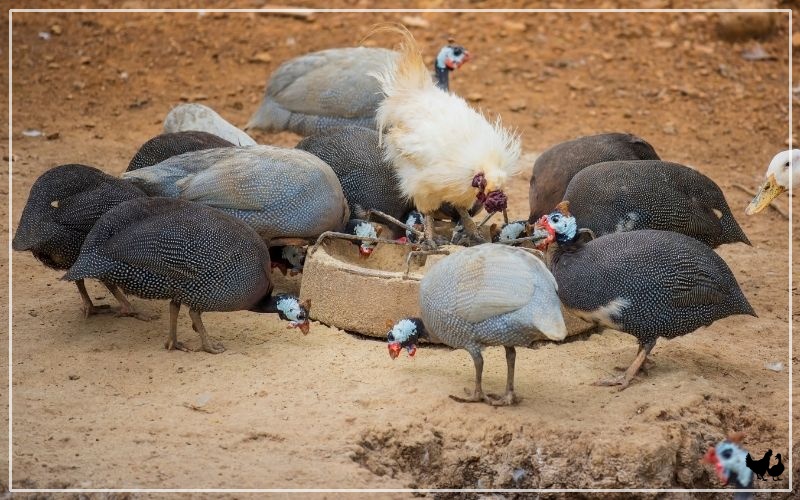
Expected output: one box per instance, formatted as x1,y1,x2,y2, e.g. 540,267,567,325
745,149,799,215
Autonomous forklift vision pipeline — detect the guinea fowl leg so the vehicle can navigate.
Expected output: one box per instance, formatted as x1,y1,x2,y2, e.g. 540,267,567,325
594,339,656,390
164,301,189,352
76,280,111,318
105,283,154,321
487,346,519,406
456,207,487,245
449,347,495,405
188,310,225,354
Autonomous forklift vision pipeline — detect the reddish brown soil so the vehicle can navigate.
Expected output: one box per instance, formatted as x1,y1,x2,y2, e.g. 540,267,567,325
1,1,798,497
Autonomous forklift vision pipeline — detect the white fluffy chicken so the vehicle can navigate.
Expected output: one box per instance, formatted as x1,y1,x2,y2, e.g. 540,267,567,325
372,25,521,246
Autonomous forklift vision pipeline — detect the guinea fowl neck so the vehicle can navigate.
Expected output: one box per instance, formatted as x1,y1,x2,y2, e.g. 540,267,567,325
434,64,450,91
248,293,284,314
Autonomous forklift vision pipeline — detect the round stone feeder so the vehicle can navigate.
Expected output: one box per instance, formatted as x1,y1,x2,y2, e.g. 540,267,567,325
299,238,594,341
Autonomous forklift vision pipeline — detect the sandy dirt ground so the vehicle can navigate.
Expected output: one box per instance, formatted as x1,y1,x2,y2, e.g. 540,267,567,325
2,1,799,497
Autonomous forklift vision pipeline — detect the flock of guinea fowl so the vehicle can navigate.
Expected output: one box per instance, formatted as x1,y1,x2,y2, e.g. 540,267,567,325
14,25,797,406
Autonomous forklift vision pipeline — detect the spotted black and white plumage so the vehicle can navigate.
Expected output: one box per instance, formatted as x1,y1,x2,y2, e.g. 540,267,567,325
122,146,349,240
405,211,424,243
389,244,566,405
529,133,660,221
126,131,234,172
296,126,414,224
13,164,146,271
563,160,750,247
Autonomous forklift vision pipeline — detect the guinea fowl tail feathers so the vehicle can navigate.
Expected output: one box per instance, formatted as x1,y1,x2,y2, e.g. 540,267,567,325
366,23,432,101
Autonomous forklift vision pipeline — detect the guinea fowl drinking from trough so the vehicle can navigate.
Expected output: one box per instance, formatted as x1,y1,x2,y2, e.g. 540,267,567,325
373,25,521,248
563,160,750,247
387,244,567,406
528,132,660,222
535,202,756,389
126,131,234,172
245,40,470,136
13,164,147,318
64,198,310,354
745,149,798,215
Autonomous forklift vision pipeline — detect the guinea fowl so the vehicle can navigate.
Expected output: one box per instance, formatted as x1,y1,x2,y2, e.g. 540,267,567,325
64,197,310,354
703,435,754,499
126,131,234,172
13,164,146,318
387,244,567,406
535,202,756,389
163,103,257,146
528,133,660,222
374,25,520,247
295,126,414,224
563,160,750,247
245,41,470,136
745,149,799,215
121,146,349,241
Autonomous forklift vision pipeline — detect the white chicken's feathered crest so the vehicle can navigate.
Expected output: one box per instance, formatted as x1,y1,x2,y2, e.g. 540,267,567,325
368,24,522,213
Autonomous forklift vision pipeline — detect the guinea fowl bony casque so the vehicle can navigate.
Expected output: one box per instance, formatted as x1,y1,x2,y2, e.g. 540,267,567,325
13,164,147,318
528,132,660,222
245,41,470,135
745,149,799,215
163,103,257,146
373,24,521,247
534,201,755,389
127,131,234,172
563,160,750,247
121,145,350,241
64,197,310,354
387,244,566,406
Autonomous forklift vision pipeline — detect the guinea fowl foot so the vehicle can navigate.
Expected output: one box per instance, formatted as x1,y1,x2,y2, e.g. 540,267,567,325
114,308,156,322
201,341,226,355
592,374,631,391
486,392,519,406
81,303,112,319
164,339,190,352
449,388,495,405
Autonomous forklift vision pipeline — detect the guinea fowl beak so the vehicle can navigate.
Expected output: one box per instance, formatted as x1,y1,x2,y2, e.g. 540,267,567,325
388,342,402,359
291,320,310,335
359,246,374,258
533,216,556,250
701,448,728,485
746,174,786,215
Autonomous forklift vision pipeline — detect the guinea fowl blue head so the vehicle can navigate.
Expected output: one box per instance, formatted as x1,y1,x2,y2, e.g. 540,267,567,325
534,201,578,247
387,318,428,359
345,219,380,257
702,434,753,494
273,294,311,334
434,42,471,90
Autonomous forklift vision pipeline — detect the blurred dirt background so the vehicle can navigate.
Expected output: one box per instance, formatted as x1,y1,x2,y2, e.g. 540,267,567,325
1,0,799,497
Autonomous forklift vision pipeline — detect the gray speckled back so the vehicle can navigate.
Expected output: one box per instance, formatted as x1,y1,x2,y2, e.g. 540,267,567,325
127,131,234,172
419,244,566,351
122,146,349,240
296,126,414,220
65,197,272,312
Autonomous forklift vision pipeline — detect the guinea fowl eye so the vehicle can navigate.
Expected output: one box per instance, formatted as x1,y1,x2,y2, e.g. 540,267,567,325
387,333,395,342
452,47,463,56
721,449,733,459
551,215,561,223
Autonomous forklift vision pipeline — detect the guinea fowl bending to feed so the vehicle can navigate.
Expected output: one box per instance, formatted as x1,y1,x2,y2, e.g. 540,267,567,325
245,40,470,136
64,198,310,354
563,160,750,247
387,244,567,406
122,146,349,241
703,435,754,499
745,149,799,215
528,132,660,221
163,103,257,146
374,25,520,248
535,202,756,389
127,131,234,172
13,164,147,318
296,126,414,224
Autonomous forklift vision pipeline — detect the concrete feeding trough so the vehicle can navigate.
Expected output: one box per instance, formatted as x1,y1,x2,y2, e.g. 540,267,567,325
299,238,595,341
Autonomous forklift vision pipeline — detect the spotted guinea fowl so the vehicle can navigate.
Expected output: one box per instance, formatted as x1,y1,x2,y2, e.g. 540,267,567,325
13,164,146,318
245,40,470,136
563,160,750,247
64,197,310,354
528,133,660,222
126,131,234,172
121,146,349,241
164,103,257,146
702,434,754,499
534,202,755,389
387,244,566,406
374,25,520,247
745,149,799,215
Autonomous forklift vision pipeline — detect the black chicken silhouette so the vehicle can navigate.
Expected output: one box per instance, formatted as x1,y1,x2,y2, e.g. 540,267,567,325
745,448,772,481
767,453,784,481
